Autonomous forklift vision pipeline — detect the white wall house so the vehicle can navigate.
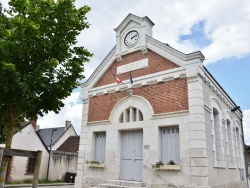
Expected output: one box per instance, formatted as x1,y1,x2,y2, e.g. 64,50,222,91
75,14,247,188
2,121,77,182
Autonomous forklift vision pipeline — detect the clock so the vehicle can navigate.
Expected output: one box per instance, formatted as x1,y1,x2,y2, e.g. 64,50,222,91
124,30,139,47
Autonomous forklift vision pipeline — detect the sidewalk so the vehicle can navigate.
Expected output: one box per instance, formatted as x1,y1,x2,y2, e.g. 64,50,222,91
5,183,74,188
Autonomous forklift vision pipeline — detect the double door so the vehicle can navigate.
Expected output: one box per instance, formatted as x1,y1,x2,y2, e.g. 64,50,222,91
120,131,143,181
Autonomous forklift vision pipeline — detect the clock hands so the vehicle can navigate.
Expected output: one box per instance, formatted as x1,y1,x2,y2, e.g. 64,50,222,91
131,33,138,40
124,30,139,46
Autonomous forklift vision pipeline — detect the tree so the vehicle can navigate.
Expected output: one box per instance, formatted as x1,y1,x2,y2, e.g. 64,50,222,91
0,0,92,185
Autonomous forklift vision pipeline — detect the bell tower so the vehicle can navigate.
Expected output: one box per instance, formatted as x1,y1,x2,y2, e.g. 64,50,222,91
114,14,155,61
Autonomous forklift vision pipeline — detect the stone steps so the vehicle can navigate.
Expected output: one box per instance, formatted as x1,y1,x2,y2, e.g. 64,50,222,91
97,180,146,188
96,179,177,188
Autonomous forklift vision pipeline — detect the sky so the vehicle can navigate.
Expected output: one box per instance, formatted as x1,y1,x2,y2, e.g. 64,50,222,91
1,0,250,143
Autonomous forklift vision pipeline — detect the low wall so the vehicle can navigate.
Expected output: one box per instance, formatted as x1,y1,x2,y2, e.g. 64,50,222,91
49,151,78,181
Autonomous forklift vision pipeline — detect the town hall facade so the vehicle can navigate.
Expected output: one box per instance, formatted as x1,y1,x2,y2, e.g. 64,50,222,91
75,14,247,188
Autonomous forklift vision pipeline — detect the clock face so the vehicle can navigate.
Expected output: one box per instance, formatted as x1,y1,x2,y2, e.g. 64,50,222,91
124,30,139,47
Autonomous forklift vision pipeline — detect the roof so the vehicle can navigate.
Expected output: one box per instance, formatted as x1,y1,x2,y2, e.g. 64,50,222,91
14,121,30,134
56,136,80,153
37,127,68,147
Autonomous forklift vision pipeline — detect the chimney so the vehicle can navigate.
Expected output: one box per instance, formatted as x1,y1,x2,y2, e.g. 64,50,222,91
65,120,71,130
31,120,36,129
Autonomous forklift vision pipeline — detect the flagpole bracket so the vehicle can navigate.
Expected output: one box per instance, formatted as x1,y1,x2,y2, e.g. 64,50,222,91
126,89,133,97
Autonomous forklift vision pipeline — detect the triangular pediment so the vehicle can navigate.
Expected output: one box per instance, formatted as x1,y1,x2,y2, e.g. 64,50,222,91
114,13,154,33
83,14,204,90
84,36,204,90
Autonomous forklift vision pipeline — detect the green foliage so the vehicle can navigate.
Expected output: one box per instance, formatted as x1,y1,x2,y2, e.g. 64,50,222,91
166,160,176,165
0,0,92,139
6,179,62,184
0,121,6,144
151,161,164,169
151,160,176,169
86,160,101,164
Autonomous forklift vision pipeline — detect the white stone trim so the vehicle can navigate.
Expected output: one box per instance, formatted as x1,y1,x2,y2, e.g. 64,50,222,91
87,67,186,98
152,110,189,119
202,68,243,119
225,110,236,165
210,98,225,166
228,162,237,169
213,160,226,168
117,58,148,74
82,47,116,89
109,95,154,123
204,104,212,113
147,36,204,66
87,120,110,126
235,120,244,168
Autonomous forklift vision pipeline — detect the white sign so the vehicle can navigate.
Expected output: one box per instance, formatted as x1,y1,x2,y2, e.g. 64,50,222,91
117,58,148,74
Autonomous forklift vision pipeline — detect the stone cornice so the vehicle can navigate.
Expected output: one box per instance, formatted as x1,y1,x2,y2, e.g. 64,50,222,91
82,46,116,89
152,110,189,119
146,36,205,65
87,67,186,98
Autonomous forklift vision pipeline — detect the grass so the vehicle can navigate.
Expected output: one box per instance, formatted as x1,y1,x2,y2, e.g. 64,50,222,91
6,179,63,185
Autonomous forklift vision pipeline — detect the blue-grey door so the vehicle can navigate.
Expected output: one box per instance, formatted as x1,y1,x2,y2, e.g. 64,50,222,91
120,131,143,181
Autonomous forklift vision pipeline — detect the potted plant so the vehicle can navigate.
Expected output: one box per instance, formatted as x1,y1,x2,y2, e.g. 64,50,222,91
151,160,181,171
86,160,106,168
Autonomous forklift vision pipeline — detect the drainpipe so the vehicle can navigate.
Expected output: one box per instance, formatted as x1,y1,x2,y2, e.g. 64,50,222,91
46,128,58,181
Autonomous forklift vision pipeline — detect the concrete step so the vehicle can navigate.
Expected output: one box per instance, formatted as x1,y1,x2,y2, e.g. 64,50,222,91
97,180,146,188
98,184,125,188
98,185,147,188
105,180,144,187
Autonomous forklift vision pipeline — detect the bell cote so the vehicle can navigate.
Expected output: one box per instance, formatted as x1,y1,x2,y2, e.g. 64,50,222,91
114,14,154,61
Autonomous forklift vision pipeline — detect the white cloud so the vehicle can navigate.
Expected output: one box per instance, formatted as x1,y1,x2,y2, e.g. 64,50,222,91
73,0,250,74
243,110,250,145
2,0,250,137
37,91,82,134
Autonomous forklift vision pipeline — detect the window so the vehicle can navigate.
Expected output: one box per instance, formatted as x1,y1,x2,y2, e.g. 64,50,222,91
26,158,36,174
161,127,180,164
236,127,243,162
94,132,106,162
226,119,234,163
119,107,143,123
213,108,223,162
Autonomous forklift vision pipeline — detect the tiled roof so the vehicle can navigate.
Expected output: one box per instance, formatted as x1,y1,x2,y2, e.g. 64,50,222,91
56,136,80,153
37,127,66,147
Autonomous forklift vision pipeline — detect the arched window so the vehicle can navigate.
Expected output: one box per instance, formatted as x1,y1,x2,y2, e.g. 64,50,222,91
119,107,143,123
213,108,223,162
236,126,243,162
226,119,234,163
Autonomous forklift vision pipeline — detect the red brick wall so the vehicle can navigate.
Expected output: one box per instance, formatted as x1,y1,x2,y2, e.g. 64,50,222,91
88,78,188,122
94,49,179,88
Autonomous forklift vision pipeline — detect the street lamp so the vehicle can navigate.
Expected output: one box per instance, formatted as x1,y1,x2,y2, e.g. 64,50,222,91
46,128,58,181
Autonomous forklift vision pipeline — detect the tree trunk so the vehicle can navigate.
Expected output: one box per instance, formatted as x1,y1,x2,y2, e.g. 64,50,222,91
0,106,15,187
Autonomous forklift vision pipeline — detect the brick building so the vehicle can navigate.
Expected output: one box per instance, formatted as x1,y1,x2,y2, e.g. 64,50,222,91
75,14,247,188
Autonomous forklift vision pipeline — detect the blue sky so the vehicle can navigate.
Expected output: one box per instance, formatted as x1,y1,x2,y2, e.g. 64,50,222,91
206,55,250,111
179,18,249,111
180,20,212,48
1,0,250,143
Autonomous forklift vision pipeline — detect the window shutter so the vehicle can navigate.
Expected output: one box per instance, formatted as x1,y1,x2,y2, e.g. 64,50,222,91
95,132,106,162
162,127,180,164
